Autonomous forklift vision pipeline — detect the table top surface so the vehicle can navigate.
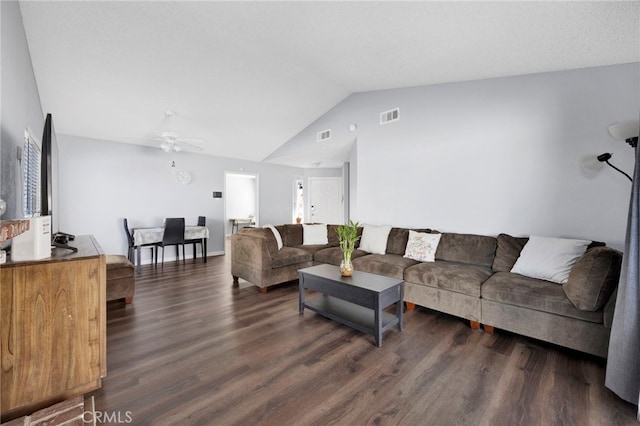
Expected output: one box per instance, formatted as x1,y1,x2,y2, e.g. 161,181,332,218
133,226,209,245
299,264,404,292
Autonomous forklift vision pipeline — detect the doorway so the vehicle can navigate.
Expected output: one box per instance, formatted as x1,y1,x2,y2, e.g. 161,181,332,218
225,172,259,236
308,177,343,224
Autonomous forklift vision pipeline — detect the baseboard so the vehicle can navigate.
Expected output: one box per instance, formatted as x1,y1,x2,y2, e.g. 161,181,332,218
135,251,225,265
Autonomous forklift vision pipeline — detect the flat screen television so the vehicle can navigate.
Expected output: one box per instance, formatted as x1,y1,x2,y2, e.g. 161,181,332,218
40,113,55,224
40,113,75,250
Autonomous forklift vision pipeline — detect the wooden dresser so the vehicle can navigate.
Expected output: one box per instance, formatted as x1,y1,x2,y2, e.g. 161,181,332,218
1,235,106,422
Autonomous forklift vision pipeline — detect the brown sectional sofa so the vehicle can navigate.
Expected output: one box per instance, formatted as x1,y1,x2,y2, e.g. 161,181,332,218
231,224,622,357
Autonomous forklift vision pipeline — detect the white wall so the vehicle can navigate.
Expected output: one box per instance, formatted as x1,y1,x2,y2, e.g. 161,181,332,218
289,64,640,250
0,1,44,222
57,135,304,262
225,174,256,219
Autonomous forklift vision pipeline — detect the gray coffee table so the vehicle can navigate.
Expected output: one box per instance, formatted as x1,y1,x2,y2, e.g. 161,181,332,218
298,264,404,347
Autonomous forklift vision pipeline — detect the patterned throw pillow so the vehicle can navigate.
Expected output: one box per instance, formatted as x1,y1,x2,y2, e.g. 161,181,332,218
404,231,442,262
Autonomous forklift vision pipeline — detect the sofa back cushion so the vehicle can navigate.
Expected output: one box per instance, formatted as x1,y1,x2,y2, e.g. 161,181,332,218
385,228,409,255
563,246,622,311
275,224,303,247
492,234,529,272
327,224,340,246
435,232,497,268
492,233,607,273
241,227,279,257
384,228,432,255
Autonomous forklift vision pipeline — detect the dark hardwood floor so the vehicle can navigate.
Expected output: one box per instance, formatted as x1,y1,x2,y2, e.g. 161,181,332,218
92,251,637,425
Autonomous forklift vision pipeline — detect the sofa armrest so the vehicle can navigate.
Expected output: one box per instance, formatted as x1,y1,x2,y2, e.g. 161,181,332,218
604,287,618,328
563,246,622,312
231,229,274,272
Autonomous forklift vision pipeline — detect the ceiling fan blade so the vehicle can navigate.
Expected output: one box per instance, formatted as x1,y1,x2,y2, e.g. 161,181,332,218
177,137,205,143
177,139,204,151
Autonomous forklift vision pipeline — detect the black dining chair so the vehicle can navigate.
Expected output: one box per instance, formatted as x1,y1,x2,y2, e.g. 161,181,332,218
123,218,157,263
185,216,206,261
158,217,186,265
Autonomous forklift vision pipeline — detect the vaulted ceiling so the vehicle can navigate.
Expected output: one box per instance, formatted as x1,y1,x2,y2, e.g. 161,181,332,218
19,1,640,168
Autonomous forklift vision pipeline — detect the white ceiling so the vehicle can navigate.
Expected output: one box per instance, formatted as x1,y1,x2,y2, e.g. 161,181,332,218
19,1,640,168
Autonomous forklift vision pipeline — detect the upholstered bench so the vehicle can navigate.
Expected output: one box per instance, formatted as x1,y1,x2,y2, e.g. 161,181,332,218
106,255,135,304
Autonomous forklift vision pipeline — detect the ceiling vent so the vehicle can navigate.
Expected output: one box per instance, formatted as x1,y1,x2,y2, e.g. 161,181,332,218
380,108,400,125
316,129,331,142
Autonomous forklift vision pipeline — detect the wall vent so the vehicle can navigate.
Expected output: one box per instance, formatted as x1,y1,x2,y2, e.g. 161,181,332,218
316,129,331,142
380,108,400,125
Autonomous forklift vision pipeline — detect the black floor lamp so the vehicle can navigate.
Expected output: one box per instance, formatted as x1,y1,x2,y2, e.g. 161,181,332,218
597,120,639,182
597,152,633,181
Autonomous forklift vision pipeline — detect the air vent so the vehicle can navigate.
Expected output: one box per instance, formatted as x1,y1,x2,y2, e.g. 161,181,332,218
380,108,400,125
316,129,331,142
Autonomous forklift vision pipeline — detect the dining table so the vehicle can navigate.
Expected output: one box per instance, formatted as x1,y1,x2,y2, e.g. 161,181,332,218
133,225,209,269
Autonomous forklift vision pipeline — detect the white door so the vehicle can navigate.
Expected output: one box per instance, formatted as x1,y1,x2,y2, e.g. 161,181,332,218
308,177,343,224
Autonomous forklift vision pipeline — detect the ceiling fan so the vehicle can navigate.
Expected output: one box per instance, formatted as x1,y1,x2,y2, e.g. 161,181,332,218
151,111,205,153
153,131,204,153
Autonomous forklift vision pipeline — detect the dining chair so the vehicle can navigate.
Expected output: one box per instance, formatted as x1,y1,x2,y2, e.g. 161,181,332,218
185,216,206,261
158,217,186,265
123,218,157,263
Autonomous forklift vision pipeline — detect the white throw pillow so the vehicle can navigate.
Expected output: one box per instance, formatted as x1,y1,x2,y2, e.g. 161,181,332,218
302,224,328,245
404,231,442,262
263,225,283,250
511,235,591,284
359,224,392,254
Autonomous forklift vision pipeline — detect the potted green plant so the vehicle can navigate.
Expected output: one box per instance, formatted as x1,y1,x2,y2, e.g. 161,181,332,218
336,220,360,276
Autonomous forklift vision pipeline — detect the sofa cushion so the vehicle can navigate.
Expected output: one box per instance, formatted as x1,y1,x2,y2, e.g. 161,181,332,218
327,224,340,247
492,234,606,273
482,272,603,323
563,246,622,311
294,244,331,256
240,227,279,257
275,224,303,247
359,224,392,254
264,225,283,250
511,236,591,284
435,233,497,268
492,234,528,272
314,247,369,266
404,261,492,297
271,247,313,268
352,254,419,280
106,255,134,280
384,228,428,255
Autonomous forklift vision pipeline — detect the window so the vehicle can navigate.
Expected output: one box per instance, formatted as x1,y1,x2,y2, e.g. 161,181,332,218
22,129,41,217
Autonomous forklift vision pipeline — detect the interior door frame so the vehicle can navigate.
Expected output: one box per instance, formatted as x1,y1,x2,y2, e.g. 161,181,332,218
224,171,259,236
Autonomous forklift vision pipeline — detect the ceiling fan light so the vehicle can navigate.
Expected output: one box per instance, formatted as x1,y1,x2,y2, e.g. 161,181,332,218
160,142,171,152
174,145,182,152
